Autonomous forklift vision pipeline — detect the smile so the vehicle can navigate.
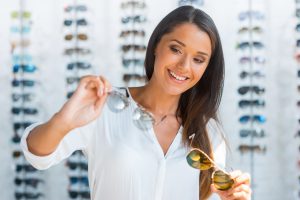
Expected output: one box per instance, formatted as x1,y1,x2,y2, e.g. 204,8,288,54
168,69,189,81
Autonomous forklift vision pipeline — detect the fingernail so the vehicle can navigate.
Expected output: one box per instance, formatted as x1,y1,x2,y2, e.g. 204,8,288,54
105,87,109,93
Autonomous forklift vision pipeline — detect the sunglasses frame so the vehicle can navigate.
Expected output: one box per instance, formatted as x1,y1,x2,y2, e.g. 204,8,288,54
187,134,234,190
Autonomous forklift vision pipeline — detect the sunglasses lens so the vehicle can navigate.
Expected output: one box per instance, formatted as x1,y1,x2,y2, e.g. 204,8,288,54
186,149,213,170
212,170,234,191
107,91,129,112
132,107,154,130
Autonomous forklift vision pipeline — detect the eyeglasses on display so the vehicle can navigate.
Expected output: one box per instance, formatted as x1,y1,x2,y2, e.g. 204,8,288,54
67,62,91,70
239,71,265,79
238,86,265,95
64,5,87,12
64,18,88,26
238,99,265,108
120,30,145,37
13,64,37,73
239,115,266,124
238,144,267,154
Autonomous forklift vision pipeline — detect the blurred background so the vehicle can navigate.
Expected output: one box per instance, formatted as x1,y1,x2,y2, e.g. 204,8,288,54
0,0,299,199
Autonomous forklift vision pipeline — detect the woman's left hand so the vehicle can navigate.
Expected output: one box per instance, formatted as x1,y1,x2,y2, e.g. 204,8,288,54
211,170,251,200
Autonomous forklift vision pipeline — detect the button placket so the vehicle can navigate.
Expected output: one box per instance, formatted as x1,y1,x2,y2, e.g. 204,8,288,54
154,159,166,200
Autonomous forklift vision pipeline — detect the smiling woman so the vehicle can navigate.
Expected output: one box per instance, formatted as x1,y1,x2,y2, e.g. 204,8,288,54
20,5,251,200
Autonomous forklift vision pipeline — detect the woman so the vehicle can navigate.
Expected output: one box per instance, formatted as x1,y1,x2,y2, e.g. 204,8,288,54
21,5,251,200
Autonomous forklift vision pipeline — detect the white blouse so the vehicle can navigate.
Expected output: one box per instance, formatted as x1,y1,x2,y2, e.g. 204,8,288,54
21,87,225,200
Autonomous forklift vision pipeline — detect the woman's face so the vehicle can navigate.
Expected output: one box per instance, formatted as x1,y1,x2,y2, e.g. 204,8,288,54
151,22,212,95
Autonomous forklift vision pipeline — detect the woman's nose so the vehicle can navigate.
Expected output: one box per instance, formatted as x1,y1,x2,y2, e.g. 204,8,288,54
176,55,190,70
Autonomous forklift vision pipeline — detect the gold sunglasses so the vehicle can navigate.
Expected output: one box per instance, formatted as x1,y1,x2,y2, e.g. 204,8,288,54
186,133,234,191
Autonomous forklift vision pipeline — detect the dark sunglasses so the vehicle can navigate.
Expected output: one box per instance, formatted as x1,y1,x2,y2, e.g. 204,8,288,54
121,44,146,52
239,56,265,64
11,107,38,115
238,11,264,21
13,122,33,131
64,48,91,55
69,190,90,199
123,73,147,83
64,5,87,12
69,176,89,186
121,15,146,23
12,93,35,102
13,64,37,73
120,30,145,37
238,86,265,95
122,58,144,67
65,33,88,41
15,177,43,188
239,71,265,79
64,18,88,26
239,129,265,138
67,62,91,70
12,79,35,87
238,99,265,108
186,133,234,191
239,115,266,124
238,144,267,154
67,161,88,170
236,41,264,50
16,164,37,172
15,192,43,200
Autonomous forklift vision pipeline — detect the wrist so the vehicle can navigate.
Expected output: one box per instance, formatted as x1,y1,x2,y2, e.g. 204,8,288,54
49,112,73,136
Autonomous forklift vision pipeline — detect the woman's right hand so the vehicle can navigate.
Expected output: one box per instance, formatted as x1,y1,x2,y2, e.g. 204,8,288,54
56,75,111,131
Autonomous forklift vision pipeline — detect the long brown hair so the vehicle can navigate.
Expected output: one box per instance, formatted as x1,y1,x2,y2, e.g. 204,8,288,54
144,6,225,199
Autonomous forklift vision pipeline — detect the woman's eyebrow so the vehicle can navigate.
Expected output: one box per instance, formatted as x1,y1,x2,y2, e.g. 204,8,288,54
171,39,209,57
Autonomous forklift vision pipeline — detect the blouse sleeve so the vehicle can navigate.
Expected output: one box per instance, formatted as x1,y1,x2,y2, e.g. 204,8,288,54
20,118,98,170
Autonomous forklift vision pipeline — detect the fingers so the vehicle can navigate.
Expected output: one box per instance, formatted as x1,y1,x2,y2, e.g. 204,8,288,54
226,186,252,200
211,171,251,200
99,76,112,94
78,75,110,97
94,76,111,110
235,173,251,185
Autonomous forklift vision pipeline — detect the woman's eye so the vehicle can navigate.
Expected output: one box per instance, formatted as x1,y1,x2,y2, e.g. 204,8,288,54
194,58,204,64
170,46,181,54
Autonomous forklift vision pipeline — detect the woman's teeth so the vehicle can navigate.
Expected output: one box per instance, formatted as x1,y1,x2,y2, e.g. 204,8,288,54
169,70,187,81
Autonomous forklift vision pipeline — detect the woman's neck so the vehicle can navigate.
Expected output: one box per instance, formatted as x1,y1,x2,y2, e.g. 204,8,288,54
129,83,180,117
